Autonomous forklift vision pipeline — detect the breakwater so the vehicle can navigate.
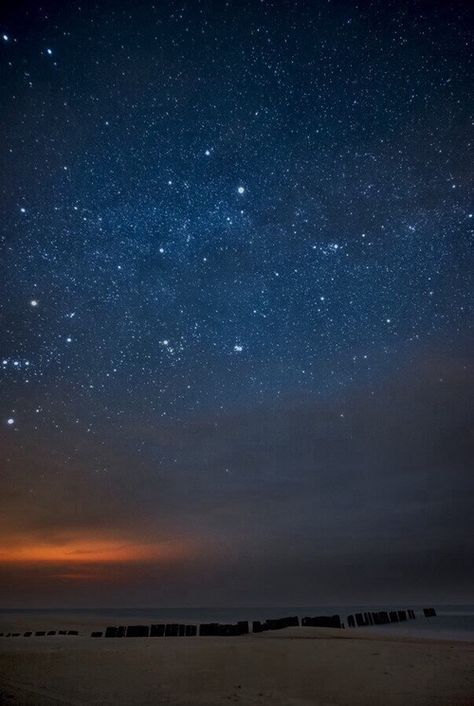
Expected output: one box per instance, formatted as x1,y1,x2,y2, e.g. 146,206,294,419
0,608,437,638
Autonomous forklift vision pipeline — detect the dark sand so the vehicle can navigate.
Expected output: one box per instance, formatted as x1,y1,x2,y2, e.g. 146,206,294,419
1,624,473,705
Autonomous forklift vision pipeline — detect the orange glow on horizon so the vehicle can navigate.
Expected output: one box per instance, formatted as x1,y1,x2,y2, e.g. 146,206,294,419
0,535,195,565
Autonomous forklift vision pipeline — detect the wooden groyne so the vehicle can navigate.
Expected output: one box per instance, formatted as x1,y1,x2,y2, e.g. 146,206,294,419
0,608,437,638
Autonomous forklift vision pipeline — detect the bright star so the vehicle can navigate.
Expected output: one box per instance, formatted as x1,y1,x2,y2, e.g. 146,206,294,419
237,186,245,194
30,299,39,307
6,418,14,426
234,344,243,352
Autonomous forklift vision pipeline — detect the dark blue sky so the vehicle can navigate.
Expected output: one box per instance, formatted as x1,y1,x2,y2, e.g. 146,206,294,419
0,0,472,607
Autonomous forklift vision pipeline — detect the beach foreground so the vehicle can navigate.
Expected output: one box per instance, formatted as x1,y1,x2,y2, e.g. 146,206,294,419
1,627,473,706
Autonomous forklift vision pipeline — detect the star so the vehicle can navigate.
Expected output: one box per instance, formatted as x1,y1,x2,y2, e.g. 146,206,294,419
0,0,471,608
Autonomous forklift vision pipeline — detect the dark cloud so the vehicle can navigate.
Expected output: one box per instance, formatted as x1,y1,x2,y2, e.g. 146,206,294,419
1,350,472,605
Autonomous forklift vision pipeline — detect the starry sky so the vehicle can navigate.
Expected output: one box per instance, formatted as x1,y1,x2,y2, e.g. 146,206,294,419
0,0,472,608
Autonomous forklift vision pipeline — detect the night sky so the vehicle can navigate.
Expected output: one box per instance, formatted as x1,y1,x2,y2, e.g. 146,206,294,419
0,0,472,608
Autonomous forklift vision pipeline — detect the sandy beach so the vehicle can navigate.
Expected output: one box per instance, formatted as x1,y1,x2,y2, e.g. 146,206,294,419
1,623,473,706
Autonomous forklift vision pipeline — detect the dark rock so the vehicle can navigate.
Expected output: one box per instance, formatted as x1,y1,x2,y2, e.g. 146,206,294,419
185,625,197,636
126,625,149,637
423,608,436,617
397,610,407,622
91,631,103,638
47,630,56,635
389,611,399,623
408,609,416,620
58,630,67,635
347,615,355,627
35,631,46,636
23,631,32,637
67,630,79,635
